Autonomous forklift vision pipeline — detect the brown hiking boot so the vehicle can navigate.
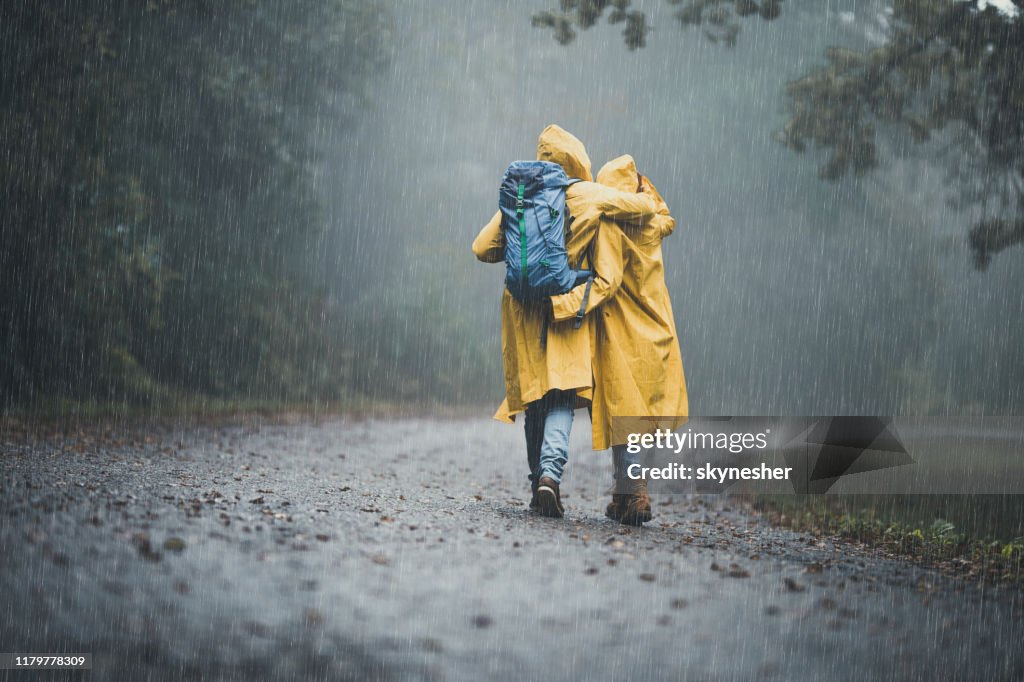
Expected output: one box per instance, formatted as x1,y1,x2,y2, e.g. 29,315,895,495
535,476,564,518
618,481,652,526
604,494,630,521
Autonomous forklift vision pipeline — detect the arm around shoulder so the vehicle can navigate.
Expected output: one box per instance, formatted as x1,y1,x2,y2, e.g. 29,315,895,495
550,222,625,322
644,178,678,237
595,185,658,223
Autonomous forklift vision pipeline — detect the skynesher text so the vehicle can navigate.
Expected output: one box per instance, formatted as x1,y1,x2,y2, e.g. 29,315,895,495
627,462,793,483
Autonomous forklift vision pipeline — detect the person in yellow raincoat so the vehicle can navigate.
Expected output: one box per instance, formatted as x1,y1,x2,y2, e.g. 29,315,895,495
548,155,688,525
472,126,658,518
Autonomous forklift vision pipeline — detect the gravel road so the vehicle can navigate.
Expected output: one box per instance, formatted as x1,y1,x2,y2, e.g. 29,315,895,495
2,415,1022,681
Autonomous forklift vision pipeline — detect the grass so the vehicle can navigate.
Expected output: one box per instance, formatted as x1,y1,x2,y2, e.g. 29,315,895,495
752,494,1024,586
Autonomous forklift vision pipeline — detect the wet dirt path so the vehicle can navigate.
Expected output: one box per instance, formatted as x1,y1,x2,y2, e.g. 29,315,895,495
2,416,1022,681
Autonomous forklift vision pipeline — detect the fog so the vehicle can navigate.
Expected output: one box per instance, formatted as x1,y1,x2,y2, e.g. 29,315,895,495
324,0,1024,415
4,0,1019,414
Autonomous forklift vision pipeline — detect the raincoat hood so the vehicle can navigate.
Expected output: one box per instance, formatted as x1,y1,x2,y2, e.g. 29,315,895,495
596,154,641,193
597,154,675,239
537,124,593,182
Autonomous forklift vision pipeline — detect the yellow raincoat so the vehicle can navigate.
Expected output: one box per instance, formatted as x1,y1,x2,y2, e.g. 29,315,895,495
550,155,688,449
472,126,658,422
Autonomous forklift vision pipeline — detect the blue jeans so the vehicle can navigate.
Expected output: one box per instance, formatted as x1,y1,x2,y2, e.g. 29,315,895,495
524,390,575,486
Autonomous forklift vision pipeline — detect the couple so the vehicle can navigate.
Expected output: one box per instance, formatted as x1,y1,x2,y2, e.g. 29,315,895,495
472,124,687,526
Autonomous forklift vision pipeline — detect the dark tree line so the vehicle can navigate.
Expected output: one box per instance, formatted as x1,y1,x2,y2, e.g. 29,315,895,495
0,1,385,407
534,0,1024,268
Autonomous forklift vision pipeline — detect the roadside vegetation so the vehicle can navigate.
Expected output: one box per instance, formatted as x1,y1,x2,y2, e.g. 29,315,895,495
753,494,1024,586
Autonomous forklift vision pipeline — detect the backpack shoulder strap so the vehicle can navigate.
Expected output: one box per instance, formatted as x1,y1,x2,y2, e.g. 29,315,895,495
573,276,594,330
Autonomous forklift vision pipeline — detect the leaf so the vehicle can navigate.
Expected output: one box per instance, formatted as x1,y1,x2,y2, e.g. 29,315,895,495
162,537,186,552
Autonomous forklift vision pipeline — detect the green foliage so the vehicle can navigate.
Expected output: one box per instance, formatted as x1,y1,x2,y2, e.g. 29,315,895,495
0,1,386,407
533,0,651,49
533,0,1024,267
673,0,781,46
779,0,1024,268
533,0,784,49
755,494,1024,585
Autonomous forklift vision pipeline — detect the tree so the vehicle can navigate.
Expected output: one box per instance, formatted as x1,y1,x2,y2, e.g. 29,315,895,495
0,1,386,406
533,0,1024,268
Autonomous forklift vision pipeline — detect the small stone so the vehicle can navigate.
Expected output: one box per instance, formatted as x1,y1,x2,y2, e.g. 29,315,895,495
421,638,444,653
133,534,161,562
245,621,269,637
784,577,805,592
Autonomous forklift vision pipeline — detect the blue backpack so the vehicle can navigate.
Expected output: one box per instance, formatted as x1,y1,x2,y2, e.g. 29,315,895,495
499,161,594,326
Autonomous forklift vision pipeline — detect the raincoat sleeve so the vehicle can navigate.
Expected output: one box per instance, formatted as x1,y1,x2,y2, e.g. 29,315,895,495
549,222,624,322
644,178,676,238
594,185,658,223
472,211,504,263
648,214,676,238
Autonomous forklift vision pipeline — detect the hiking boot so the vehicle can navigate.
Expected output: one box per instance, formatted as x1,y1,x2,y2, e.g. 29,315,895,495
618,481,652,526
535,476,564,518
529,487,539,511
604,494,630,521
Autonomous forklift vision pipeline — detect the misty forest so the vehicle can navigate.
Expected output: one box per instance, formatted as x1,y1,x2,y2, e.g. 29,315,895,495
4,0,1024,416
